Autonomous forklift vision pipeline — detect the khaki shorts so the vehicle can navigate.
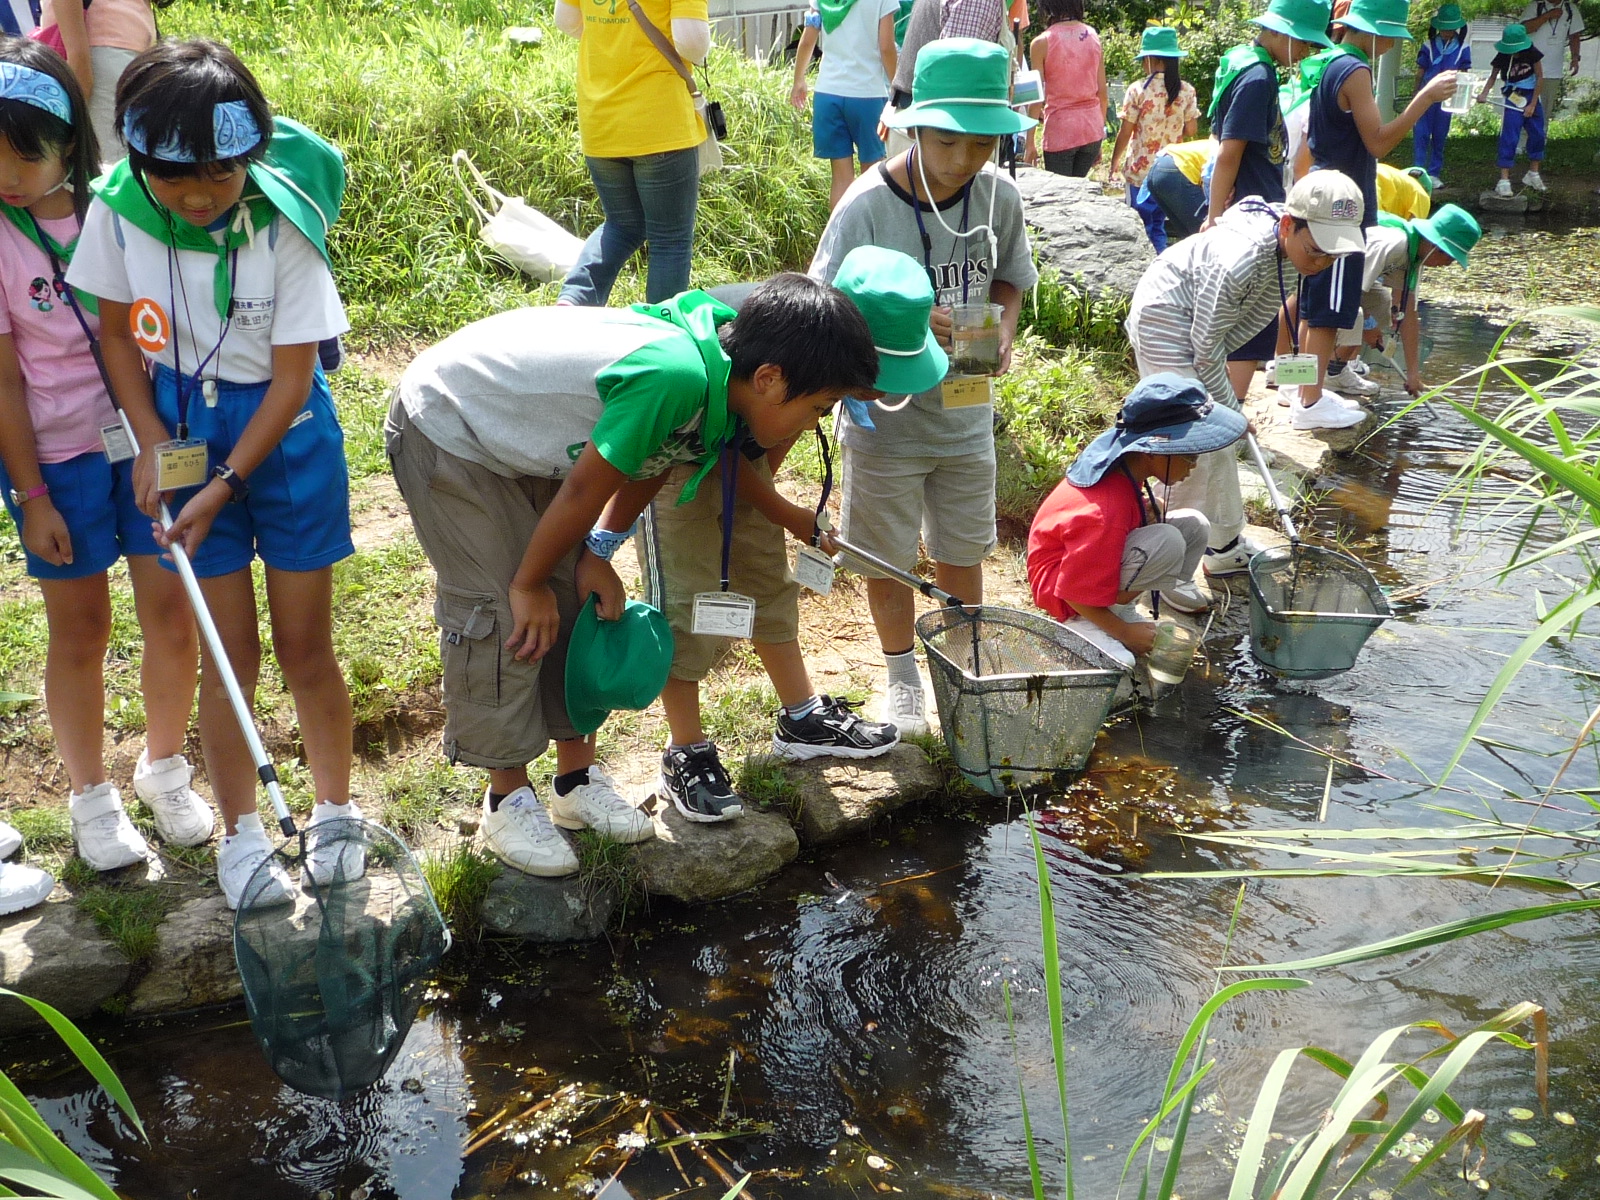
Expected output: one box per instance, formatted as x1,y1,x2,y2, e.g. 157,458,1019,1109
648,458,800,682
1337,285,1393,348
838,444,997,574
385,396,580,769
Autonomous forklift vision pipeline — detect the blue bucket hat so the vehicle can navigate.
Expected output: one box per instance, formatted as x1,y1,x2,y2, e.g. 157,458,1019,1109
1066,374,1248,487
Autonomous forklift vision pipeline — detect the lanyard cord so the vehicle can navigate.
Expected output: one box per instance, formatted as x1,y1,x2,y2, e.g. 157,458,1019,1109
719,440,737,592
29,210,124,416
167,232,238,440
1118,458,1165,619
907,145,975,302
810,424,833,546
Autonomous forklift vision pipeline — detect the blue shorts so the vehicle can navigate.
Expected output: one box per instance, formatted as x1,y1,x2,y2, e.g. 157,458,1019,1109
1299,250,1364,331
0,451,161,581
151,364,354,578
1229,317,1279,363
813,92,887,163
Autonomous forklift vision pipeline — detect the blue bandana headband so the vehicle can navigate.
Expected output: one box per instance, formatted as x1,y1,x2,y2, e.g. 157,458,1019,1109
122,99,263,162
0,62,72,125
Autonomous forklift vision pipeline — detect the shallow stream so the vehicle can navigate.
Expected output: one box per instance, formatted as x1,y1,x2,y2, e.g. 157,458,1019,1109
13,225,1600,1200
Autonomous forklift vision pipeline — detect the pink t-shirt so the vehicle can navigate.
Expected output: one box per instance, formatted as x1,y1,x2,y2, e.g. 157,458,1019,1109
39,0,154,52
0,214,113,464
1037,21,1104,153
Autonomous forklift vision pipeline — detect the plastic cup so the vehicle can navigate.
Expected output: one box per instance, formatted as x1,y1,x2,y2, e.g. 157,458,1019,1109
1442,73,1477,115
949,302,1003,375
1145,619,1199,687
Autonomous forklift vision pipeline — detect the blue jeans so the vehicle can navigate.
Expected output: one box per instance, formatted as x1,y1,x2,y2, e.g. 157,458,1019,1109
1412,103,1451,176
1144,154,1205,240
559,147,699,306
1128,183,1168,253
1497,99,1546,169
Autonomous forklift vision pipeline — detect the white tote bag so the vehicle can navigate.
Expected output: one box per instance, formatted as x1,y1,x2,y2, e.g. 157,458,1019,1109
451,150,585,283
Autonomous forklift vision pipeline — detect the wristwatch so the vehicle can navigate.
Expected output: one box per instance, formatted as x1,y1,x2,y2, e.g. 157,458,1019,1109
8,483,48,507
211,463,248,503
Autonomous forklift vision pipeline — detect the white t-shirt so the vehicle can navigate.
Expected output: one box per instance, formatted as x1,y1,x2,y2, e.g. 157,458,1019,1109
815,0,900,99
67,199,349,385
1520,1,1585,62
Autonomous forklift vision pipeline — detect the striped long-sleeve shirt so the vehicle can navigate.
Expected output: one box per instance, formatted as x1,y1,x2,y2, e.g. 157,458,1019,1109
1126,202,1296,410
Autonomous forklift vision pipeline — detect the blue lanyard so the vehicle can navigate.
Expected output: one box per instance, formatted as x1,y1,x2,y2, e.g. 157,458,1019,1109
31,211,122,416
167,239,238,441
907,146,973,302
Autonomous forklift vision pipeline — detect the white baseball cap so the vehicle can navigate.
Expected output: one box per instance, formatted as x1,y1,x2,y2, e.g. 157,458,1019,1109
1285,171,1366,257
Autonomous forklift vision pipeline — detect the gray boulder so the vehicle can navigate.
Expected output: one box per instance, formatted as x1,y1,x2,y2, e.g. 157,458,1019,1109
1014,168,1154,299
480,871,616,942
790,744,943,845
0,902,130,1034
634,805,799,903
127,895,241,1015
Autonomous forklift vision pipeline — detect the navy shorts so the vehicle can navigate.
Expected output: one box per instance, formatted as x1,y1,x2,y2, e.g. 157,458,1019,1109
1299,250,1364,331
813,92,887,162
1228,316,1279,363
0,450,161,580
151,364,354,578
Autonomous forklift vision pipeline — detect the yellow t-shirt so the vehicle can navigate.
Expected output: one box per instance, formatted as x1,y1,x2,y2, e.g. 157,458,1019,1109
1162,139,1216,186
1376,164,1432,220
575,0,711,158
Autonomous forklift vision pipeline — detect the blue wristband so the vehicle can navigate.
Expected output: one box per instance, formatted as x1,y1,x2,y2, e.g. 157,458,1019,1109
583,523,636,561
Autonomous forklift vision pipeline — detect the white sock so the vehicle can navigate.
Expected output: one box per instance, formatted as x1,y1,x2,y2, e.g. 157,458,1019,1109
884,649,920,689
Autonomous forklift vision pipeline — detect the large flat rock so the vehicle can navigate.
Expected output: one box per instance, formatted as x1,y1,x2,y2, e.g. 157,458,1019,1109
127,895,240,1015
1014,168,1154,300
0,902,130,1034
790,744,943,846
481,871,616,942
634,804,798,904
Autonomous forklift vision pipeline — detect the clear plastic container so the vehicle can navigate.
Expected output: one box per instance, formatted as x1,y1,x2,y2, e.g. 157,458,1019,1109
1145,619,1199,686
949,302,1003,375
1442,73,1478,115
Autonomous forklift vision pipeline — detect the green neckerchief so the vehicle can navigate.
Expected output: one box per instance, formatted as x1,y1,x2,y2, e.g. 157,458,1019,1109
894,0,914,44
1208,43,1275,119
628,289,738,504
91,158,276,320
1282,46,1341,114
1377,211,1423,296
0,203,98,316
817,0,863,33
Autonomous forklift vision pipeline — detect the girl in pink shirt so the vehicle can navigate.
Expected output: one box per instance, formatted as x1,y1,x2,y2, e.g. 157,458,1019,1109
0,36,210,916
1023,0,1107,176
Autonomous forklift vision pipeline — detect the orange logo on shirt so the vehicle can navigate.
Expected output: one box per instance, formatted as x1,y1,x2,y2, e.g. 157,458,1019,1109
130,298,170,354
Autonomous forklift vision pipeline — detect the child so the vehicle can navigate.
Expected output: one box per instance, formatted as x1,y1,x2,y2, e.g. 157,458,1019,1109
1478,23,1546,196
0,37,208,915
646,247,943,820
1023,0,1106,177
387,277,878,860
810,37,1038,736
1027,373,1246,665
1294,0,1458,416
1358,204,1480,395
67,39,356,909
1143,137,1215,240
39,0,163,162
1107,27,1198,252
1412,3,1470,188
1127,172,1365,606
790,0,901,210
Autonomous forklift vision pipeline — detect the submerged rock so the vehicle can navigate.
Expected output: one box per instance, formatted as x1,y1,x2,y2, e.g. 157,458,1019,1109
127,895,240,1015
0,902,129,1033
634,804,798,903
788,744,943,845
480,871,616,942
1014,168,1154,300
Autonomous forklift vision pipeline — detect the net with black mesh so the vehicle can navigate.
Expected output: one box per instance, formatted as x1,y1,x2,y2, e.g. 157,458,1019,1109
1247,545,1392,679
233,818,451,1101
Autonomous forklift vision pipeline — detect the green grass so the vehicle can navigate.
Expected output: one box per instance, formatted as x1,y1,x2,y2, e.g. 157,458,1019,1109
571,829,645,928
1387,106,1600,188
5,805,72,853
381,759,480,835
74,884,174,963
735,755,803,822
330,367,398,480
420,838,501,943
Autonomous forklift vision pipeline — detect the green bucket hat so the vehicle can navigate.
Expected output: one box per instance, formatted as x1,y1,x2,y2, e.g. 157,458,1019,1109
1413,203,1481,266
833,246,948,395
1404,165,1435,196
1495,22,1533,53
885,37,1038,136
1139,26,1188,57
564,596,674,736
1337,0,1414,40
1431,2,1466,30
1252,0,1336,47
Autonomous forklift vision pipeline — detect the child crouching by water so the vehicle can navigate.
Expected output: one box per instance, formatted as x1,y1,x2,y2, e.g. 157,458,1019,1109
1026,374,1245,667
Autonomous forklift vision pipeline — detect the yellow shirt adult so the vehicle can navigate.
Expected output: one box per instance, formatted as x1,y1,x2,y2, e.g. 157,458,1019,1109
1376,164,1432,219
573,0,711,158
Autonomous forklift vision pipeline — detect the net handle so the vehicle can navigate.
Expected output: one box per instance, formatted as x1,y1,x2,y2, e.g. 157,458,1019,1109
833,536,968,609
1246,432,1299,545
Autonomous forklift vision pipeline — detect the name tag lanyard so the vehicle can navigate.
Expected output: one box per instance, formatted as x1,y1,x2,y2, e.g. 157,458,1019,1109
167,239,239,441
909,145,973,303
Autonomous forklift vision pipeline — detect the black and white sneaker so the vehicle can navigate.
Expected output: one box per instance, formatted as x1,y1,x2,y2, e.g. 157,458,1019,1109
772,695,899,761
660,743,746,823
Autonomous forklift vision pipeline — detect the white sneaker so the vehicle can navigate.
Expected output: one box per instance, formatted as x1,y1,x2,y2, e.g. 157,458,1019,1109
1263,359,1278,389
1161,581,1211,613
217,815,293,910
133,752,215,847
878,679,929,738
1325,363,1382,396
0,861,54,915
304,800,367,887
1522,170,1546,191
1061,616,1138,670
1203,535,1264,578
1345,358,1372,378
1494,178,1514,197
0,820,20,860
1292,393,1367,430
549,769,654,844
69,783,148,872
481,787,578,877
1429,174,1444,190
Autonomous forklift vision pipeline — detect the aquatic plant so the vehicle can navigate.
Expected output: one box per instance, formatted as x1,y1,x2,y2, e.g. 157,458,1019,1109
0,989,142,1199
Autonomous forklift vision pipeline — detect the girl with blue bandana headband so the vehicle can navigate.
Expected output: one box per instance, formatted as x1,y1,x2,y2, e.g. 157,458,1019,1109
67,37,358,909
0,35,213,917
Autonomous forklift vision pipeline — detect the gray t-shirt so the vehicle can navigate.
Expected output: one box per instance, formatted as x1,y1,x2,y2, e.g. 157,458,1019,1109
810,161,1037,457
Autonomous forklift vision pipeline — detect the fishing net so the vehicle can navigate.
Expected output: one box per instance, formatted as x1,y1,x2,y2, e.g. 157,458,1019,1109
233,818,451,1101
917,606,1126,797
1247,545,1392,680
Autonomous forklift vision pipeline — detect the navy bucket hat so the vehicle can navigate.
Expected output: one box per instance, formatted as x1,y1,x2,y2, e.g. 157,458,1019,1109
1066,374,1248,487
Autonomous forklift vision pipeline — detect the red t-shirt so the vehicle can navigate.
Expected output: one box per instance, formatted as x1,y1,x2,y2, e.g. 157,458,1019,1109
1027,470,1144,618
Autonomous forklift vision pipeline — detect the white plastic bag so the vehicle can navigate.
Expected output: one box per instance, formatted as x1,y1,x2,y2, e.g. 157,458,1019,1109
451,150,585,283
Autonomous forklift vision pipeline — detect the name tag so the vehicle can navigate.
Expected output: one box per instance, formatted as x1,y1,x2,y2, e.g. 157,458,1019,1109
154,439,209,491
100,420,135,464
232,296,274,331
794,545,834,595
941,374,993,409
692,592,756,638
1275,354,1321,386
